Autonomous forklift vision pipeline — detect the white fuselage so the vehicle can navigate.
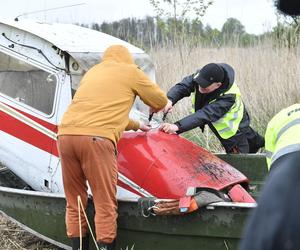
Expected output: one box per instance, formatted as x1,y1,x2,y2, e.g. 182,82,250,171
0,19,153,200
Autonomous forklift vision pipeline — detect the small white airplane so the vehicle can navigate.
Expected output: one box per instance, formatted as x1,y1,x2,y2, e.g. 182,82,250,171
0,19,152,197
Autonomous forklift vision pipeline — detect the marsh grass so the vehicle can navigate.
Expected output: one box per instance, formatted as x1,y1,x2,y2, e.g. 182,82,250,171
150,41,300,152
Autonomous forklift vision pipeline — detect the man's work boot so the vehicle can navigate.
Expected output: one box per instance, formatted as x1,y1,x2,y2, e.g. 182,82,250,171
97,239,116,250
71,235,89,250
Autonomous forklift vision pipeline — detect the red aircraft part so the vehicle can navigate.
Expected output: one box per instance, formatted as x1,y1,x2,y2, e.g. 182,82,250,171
117,130,249,199
228,184,256,203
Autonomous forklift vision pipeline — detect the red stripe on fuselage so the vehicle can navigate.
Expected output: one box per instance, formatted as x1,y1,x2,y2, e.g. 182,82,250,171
16,108,57,132
0,104,58,156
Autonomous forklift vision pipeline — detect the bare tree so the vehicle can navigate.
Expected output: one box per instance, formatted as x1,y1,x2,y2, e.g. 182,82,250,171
149,0,213,39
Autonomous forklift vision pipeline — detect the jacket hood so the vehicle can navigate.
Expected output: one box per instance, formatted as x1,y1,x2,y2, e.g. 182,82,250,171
102,45,134,64
218,63,235,90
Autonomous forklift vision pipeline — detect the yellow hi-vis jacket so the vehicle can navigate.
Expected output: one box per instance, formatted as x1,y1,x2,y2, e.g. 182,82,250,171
191,83,244,139
265,103,300,170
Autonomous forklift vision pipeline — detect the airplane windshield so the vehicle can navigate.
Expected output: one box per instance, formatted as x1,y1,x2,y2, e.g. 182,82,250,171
0,52,57,115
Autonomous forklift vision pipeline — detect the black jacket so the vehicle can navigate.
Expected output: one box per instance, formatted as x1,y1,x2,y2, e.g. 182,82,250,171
167,63,250,136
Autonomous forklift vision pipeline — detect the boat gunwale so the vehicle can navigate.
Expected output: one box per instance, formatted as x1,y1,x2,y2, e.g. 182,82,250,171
0,185,256,208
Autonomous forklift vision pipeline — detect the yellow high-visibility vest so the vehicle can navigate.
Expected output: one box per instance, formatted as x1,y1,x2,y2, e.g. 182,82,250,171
265,104,300,170
191,83,244,139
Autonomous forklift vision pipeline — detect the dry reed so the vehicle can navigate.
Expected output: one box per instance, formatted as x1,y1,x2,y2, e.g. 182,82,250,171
0,214,58,249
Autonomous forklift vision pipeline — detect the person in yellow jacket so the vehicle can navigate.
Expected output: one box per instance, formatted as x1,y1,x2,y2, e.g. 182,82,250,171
264,104,300,170
57,45,168,250
240,104,300,250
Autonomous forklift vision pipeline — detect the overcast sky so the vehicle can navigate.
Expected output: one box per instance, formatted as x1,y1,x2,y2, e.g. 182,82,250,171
0,0,278,35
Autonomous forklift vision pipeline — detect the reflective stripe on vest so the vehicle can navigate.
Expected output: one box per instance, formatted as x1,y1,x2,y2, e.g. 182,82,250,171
271,143,300,165
265,150,273,159
266,118,300,167
265,104,300,170
190,83,244,139
191,92,195,113
211,83,244,139
275,118,300,143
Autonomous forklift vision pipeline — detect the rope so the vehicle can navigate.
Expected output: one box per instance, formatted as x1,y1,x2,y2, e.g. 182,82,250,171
77,196,82,250
77,195,99,250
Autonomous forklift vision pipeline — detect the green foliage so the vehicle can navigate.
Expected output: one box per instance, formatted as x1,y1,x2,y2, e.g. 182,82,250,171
221,18,245,37
219,18,260,47
271,22,300,49
75,0,300,49
82,16,259,49
271,0,300,48
77,11,300,50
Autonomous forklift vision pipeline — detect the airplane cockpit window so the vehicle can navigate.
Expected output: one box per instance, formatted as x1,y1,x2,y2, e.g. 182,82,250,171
0,52,57,115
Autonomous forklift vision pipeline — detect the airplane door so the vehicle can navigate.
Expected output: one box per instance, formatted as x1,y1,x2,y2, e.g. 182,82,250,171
48,72,72,193
0,50,64,192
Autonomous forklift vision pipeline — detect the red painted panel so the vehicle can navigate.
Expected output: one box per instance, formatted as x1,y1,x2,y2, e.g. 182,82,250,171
118,131,248,199
117,132,157,187
228,184,255,203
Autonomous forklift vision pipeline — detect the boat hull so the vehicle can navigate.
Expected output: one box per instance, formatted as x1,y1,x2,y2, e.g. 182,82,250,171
0,186,254,250
0,154,267,250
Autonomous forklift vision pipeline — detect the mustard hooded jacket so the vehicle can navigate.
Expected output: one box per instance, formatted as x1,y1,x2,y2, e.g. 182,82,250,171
58,45,167,145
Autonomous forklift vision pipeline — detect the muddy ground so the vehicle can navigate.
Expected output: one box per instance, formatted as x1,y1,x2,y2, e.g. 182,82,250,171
0,213,59,250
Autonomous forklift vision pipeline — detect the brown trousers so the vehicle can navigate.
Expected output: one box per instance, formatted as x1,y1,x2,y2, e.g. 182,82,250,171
57,135,117,243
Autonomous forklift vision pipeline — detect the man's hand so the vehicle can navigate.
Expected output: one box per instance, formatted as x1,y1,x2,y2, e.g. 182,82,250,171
163,99,173,114
139,121,152,132
149,99,173,116
159,123,179,134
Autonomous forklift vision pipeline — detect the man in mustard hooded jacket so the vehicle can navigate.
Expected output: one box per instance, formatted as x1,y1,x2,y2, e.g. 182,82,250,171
57,45,168,250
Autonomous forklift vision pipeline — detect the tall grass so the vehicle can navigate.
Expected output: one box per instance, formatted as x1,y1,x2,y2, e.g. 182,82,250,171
149,41,300,152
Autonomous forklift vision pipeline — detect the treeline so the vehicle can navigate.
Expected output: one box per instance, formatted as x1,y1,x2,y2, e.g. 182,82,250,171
78,16,300,49
78,16,257,49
